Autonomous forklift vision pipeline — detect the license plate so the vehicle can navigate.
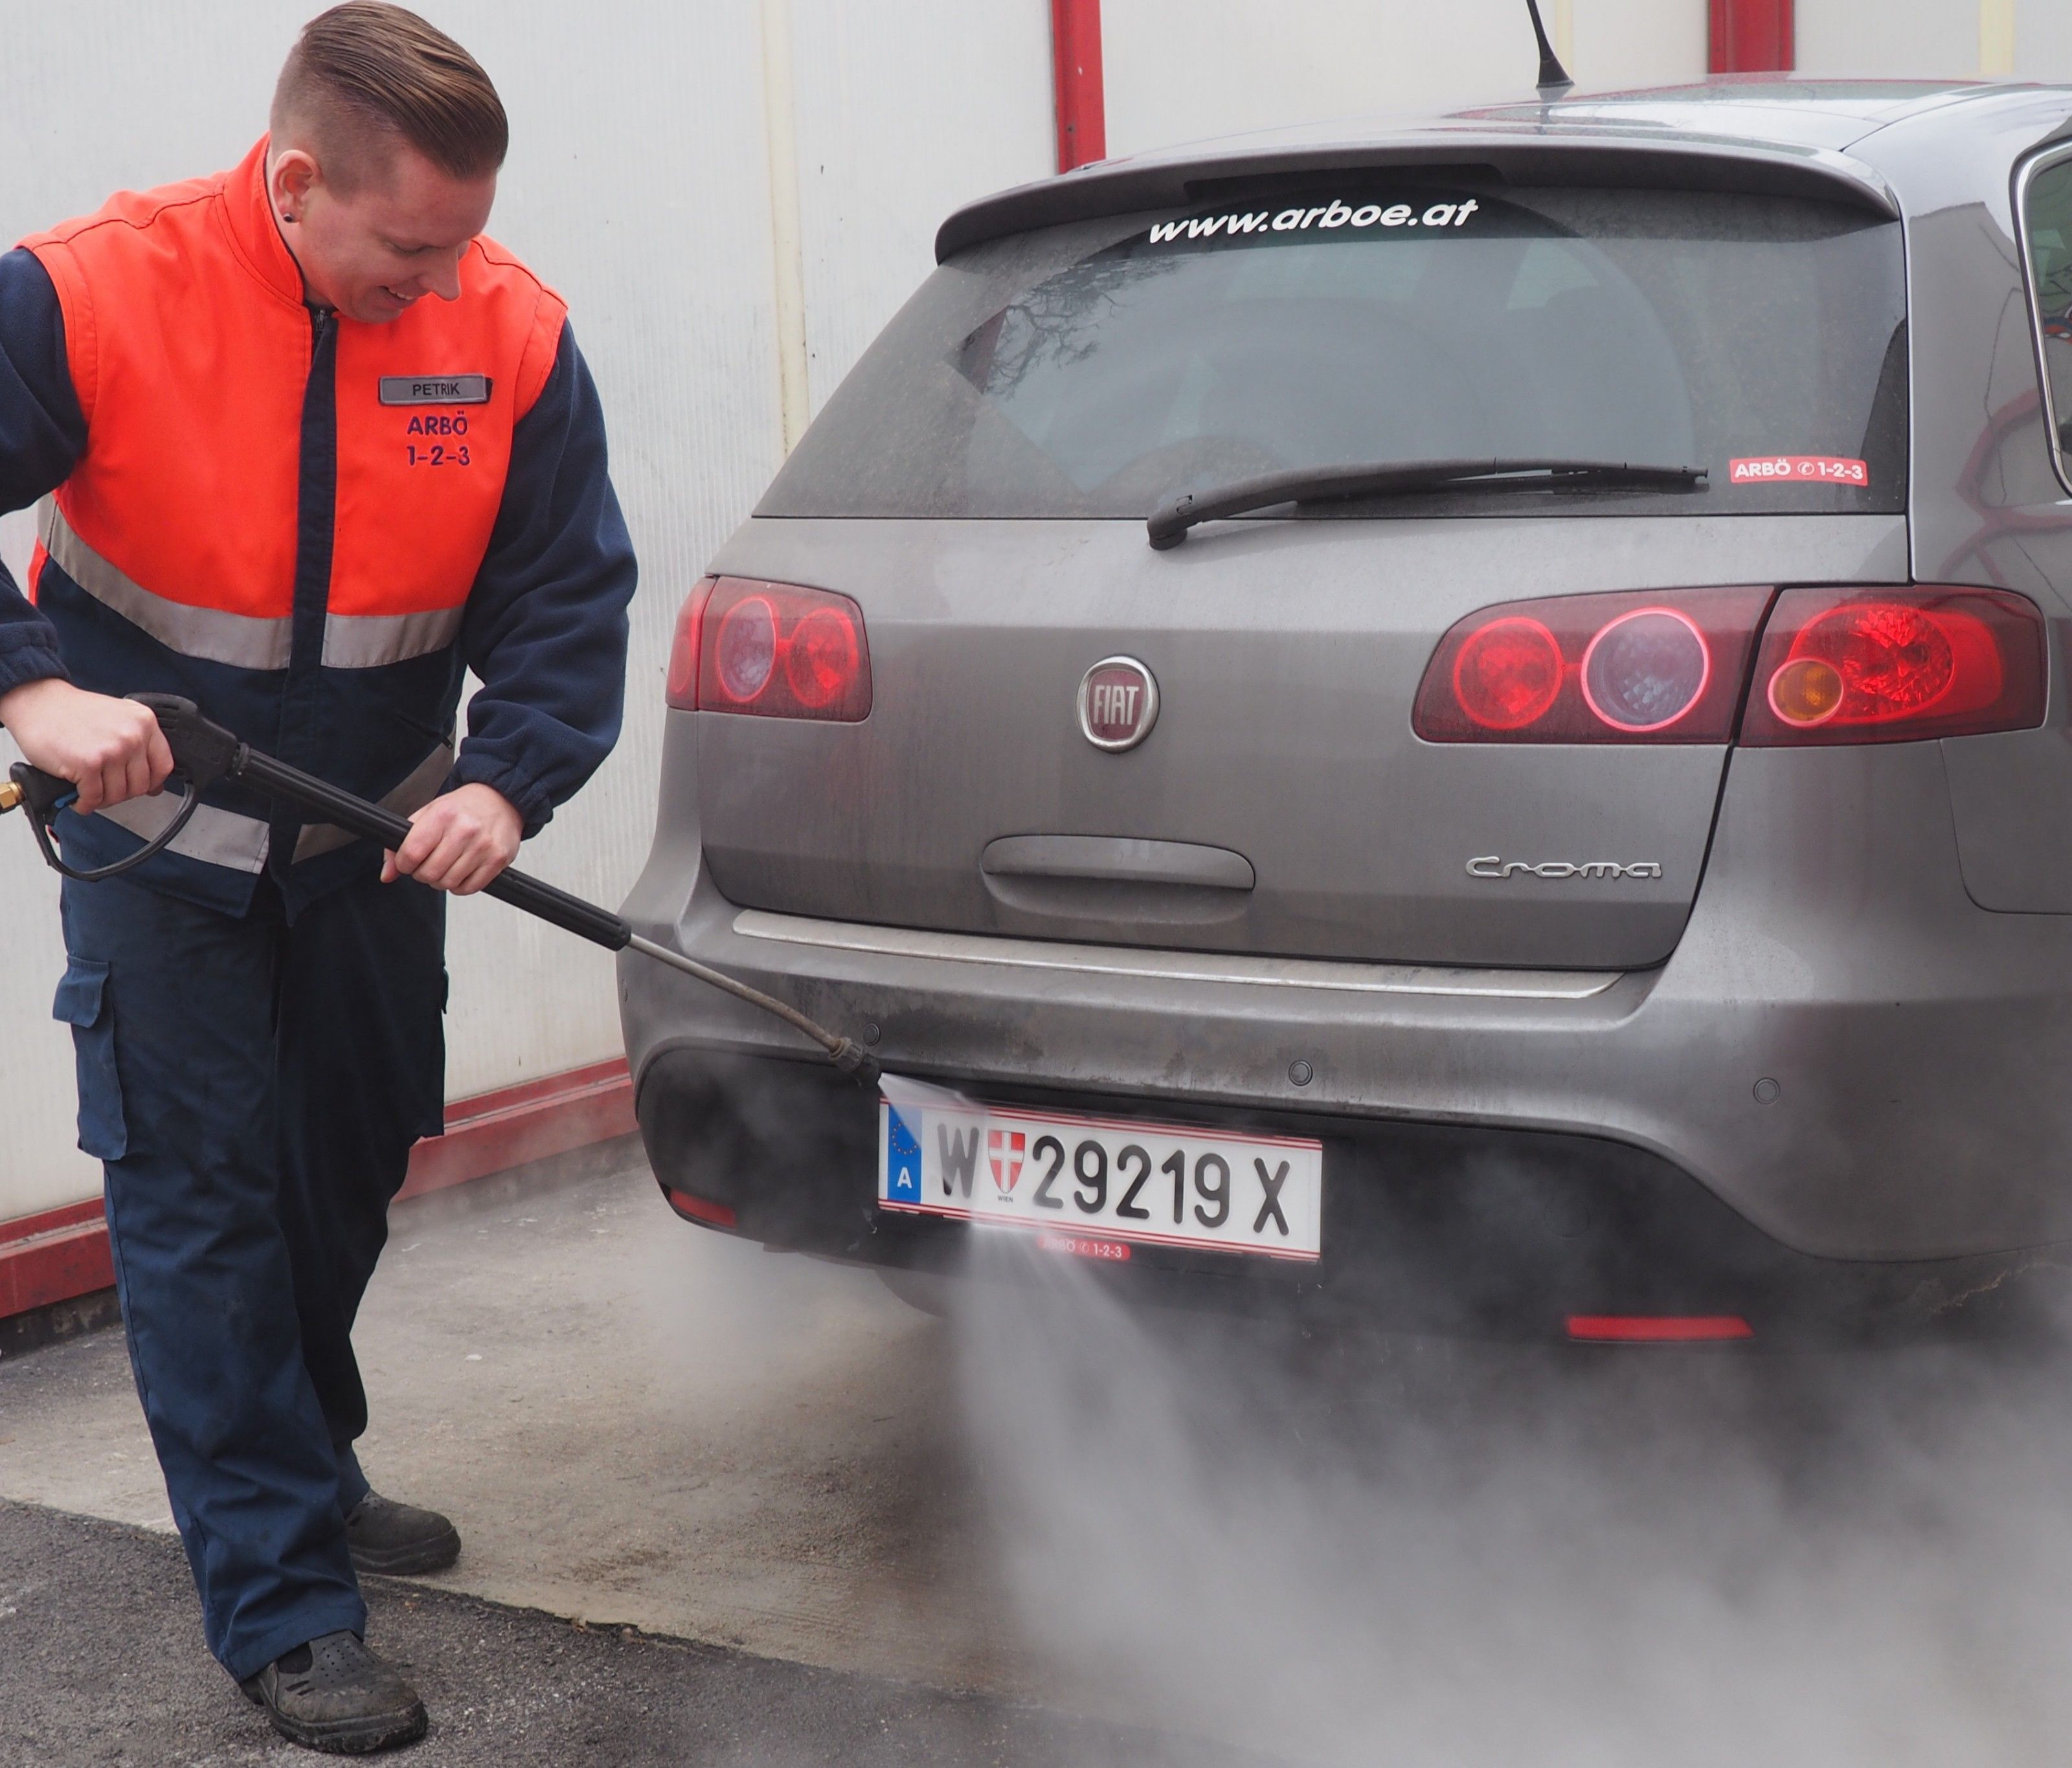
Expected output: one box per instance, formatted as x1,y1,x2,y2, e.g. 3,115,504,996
877,1084,1322,1262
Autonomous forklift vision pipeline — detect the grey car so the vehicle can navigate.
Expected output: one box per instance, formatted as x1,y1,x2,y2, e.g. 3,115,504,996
620,79,2072,1342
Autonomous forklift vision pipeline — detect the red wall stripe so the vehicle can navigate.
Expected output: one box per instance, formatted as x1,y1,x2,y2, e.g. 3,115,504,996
1,1057,640,1321
1709,0,1794,73
395,1057,636,1201
0,1200,114,1317
1050,0,1106,172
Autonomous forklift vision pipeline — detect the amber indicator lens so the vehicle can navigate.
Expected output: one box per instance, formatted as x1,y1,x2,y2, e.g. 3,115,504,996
1766,656,1845,726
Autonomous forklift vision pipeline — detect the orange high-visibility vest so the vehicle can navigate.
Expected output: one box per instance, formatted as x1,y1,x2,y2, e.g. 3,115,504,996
20,136,570,905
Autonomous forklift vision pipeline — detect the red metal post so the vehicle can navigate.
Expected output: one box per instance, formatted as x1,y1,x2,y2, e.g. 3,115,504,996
1709,0,1795,73
1050,0,1106,172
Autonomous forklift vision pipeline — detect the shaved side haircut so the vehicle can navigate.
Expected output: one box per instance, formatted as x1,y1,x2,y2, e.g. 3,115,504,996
271,2,508,192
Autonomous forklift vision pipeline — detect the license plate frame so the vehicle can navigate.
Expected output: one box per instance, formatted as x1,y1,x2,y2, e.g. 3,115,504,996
876,1086,1322,1263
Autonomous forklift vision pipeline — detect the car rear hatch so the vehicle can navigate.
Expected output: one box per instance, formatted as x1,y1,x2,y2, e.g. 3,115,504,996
696,163,1910,971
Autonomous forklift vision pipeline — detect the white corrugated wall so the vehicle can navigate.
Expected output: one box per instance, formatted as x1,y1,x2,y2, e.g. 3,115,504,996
0,0,1049,1220
1796,0,2072,76
4,0,2071,1222
1101,0,1710,157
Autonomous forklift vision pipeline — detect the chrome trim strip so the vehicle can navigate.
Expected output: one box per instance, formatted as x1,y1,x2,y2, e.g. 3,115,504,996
98,790,271,875
729,910,1621,1000
41,501,292,671
2014,143,2072,502
321,605,464,669
293,743,455,861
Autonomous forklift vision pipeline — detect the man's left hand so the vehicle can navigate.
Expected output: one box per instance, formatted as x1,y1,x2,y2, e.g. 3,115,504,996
381,783,523,895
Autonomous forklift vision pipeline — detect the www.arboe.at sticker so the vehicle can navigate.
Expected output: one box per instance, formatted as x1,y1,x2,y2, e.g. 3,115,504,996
1729,455,1869,486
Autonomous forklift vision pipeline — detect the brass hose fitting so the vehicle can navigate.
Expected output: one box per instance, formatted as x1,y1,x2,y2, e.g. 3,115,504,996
0,778,23,814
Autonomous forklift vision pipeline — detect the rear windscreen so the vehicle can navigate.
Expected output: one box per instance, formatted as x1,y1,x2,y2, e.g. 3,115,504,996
760,183,1908,520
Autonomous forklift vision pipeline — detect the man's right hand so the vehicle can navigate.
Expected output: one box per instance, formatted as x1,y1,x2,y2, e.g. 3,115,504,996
0,678,174,814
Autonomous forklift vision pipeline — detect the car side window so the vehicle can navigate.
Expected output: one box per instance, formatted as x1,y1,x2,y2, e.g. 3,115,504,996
2021,153,2072,493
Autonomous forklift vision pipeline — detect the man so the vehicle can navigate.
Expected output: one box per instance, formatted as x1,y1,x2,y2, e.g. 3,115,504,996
0,5,635,1752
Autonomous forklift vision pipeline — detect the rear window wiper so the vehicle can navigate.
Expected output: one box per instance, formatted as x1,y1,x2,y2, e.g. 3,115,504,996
1146,458,1708,550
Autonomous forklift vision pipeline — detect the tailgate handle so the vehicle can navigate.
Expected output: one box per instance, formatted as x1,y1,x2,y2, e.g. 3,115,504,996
981,836,1255,891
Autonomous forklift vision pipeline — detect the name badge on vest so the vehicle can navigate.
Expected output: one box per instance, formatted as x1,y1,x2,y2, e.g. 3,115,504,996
379,375,493,406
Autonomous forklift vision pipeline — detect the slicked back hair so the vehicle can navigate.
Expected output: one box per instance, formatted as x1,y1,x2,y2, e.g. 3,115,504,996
271,2,507,192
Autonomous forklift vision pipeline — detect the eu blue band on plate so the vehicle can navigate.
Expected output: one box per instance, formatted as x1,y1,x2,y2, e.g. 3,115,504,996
885,1104,923,1202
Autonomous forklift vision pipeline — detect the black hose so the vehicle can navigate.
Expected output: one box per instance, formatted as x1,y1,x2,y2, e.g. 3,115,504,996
7,761,205,882
228,745,881,1084
1,696,882,1088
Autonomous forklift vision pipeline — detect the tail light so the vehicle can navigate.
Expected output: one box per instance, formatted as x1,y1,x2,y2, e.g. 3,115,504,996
664,579,712,709
664,575,872,722
1414,588,1771,743
1739,587,2044,746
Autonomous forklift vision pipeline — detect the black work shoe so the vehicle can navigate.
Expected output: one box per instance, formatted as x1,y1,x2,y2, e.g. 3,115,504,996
239,1630,427,1754
345,1492,461,1576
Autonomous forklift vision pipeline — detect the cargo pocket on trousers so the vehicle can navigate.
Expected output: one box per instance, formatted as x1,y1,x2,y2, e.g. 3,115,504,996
52,956,127,1160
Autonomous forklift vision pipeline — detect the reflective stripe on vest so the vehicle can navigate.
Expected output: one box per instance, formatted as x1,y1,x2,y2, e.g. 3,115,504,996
98,788,271,873
41,499,291,671
291,741,454,862
40,500,465,671
85,737,453,873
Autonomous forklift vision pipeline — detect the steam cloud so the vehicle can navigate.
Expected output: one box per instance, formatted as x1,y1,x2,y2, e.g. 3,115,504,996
946,1240,2072,1765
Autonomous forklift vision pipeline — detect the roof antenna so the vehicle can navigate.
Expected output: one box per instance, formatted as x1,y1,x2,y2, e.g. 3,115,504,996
1524,0,1574,96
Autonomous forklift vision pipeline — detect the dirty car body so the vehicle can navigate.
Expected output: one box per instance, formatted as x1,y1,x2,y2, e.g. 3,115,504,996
622,80,2072,1341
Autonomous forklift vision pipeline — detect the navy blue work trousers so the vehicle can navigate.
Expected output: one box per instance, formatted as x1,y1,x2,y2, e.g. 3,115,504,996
56,868,446,1680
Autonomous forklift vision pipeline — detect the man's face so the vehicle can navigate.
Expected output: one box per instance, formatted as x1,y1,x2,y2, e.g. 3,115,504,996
273,142,496,323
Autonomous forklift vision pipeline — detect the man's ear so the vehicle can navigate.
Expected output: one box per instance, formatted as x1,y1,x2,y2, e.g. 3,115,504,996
269,148,320,219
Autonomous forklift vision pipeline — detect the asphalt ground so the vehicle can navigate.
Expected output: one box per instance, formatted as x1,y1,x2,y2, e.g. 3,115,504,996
16,1144,2072,1763
0,1141,1014,1689
0,1497,1276,1767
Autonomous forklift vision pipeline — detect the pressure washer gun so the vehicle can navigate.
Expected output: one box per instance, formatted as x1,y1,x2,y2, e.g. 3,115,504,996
1,692,880,1087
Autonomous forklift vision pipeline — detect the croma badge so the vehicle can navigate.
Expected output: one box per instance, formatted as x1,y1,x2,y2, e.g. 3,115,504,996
1077,656,1160,751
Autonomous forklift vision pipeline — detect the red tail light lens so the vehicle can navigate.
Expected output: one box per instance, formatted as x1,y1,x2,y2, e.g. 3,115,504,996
1415,588,1771,743
1740,587,2044,746
666,575,872,721
1452,617,1562,730
787,606,863,708
664,578,714,710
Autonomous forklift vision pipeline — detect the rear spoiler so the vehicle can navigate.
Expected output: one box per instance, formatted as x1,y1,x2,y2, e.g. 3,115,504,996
935,134,1900,261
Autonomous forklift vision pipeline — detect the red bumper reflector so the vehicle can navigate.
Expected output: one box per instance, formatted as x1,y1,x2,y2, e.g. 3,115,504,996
664,1187,738,1229
1037,1231,1132,1262
1566,1314,1753,1343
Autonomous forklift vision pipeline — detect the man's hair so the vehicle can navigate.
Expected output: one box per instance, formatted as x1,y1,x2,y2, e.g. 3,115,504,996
271,3,507,190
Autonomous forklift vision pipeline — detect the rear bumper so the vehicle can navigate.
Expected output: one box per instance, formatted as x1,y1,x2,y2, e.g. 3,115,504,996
631,1044,2059,1341
620,738,2072,1277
